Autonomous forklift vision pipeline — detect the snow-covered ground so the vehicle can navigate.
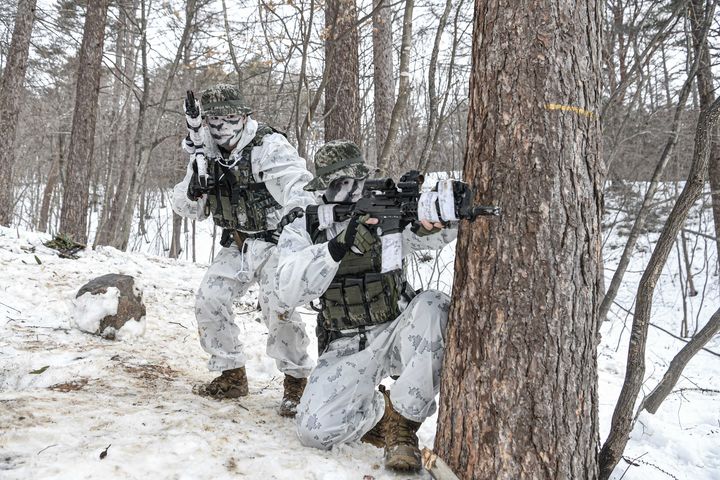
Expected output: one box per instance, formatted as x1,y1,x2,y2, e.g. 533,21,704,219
1,185,719,479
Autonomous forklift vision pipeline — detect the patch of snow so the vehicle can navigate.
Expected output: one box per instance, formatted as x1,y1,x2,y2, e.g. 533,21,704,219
71,287,120,334
115,316,147,341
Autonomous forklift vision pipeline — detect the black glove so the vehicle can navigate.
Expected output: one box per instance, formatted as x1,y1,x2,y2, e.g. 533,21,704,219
327,215,375,261
186,170,204,201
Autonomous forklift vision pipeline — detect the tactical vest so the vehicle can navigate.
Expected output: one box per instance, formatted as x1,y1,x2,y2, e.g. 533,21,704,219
204,124,282,232
311,224,407,333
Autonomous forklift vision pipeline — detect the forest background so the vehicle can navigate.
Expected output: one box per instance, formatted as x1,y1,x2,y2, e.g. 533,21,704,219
0,1,719,479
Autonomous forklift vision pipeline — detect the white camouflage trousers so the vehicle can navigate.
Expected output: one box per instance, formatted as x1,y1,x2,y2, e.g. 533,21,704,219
194,239,313,377
296,290,450,449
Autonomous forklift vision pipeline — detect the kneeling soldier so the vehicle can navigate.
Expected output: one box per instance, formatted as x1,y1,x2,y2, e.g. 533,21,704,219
273,140,457,471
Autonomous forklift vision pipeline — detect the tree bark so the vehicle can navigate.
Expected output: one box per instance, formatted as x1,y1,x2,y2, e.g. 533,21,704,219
434,1,603,479
598,96,720,480
324,0,361,144
59,0,110,243
377,0,413,170
371,0,393,167
0,0,37,226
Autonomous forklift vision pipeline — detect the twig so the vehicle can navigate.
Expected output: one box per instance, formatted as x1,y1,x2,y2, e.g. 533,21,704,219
631,458,679,480
168,322,187,329
649,322,720,358
37,444,58,455
682,228,717,241
619,452,648,480
0,301,20,313
671,387,720,396
255,376,278,394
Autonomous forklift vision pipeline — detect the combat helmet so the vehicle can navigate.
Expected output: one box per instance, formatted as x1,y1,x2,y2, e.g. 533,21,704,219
304,140,372,191
200,84,253,117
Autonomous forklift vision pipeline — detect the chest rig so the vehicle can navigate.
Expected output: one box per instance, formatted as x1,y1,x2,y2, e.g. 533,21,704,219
310,220,408,336
204,124,282,232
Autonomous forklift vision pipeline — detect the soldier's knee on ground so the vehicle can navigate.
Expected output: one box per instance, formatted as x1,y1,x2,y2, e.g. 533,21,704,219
295,410,333,449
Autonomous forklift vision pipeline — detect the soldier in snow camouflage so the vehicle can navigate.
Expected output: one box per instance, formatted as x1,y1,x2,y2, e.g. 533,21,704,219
273,140,458,472
172,84,315,417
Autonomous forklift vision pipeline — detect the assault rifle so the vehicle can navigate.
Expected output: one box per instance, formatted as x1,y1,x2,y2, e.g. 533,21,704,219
306,170,500,236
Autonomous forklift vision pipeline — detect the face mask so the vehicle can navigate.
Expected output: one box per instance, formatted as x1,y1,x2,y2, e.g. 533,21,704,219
324,178,365,203
207,114,246,150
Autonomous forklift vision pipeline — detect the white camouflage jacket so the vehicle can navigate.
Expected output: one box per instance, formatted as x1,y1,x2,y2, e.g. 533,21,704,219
171,118,315,230
273,209,458,311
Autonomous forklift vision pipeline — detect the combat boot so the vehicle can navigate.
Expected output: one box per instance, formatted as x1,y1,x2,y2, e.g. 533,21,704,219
200,367,249,399
278,374,307,417
382,389,422,472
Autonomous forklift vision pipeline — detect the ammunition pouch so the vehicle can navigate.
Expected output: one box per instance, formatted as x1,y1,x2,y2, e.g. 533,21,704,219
319,270,406,333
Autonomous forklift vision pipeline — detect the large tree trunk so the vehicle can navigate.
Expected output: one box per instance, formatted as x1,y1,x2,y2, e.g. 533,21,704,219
324,0,360,144
371,0,393,166
0,0,37,227
434,1,603,479
59,0,109,243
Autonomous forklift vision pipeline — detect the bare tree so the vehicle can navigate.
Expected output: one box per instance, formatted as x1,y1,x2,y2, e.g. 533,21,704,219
111,0,197,250
371,0,393,167
94,0,136,246
434,0,604,478
598,95,720,480
416,0,452,171
376,0,413,170
59,0,110,243
689,0,720,263
599,58,700,322
324,0,361,144
0,0,37,226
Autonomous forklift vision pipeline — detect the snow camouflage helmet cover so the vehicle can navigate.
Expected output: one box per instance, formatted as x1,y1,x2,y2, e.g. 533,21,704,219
304,140,372,191
200,84,253,117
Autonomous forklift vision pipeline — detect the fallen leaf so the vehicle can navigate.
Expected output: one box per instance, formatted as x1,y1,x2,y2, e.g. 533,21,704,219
34,255,42,265
30,366,49,375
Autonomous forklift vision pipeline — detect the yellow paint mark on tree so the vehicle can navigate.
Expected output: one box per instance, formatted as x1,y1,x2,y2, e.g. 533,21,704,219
544,103,596,118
